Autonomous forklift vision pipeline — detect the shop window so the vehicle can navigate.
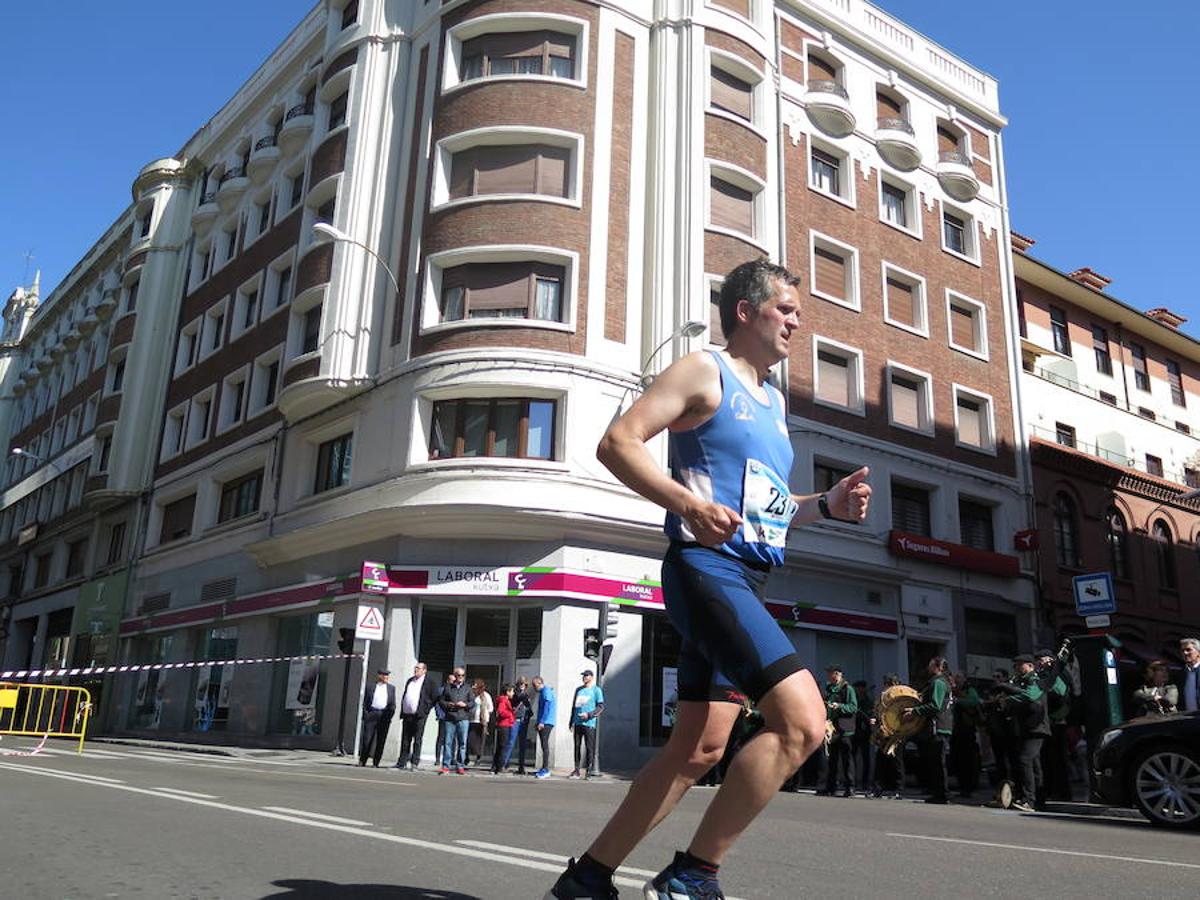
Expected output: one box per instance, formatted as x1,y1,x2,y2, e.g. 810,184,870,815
418,606,458,682
269,611,333,735
430,397,556,460
640,612,682,747
191,627,238,733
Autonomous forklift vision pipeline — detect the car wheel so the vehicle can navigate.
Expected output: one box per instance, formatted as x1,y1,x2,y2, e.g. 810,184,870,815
1130,745,1200,830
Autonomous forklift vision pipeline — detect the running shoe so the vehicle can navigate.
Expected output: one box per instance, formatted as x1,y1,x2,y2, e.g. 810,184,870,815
543,857,618,900
535,768,552,779
438,766,449,775
644,852,725,900
455,766,467,775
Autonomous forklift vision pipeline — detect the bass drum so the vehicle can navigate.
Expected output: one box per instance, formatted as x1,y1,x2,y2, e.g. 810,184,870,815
875,685,923,757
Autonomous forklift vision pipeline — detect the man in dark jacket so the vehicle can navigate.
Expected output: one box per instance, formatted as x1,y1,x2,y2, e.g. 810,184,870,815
905,657,953,804
395,662,441,770
359,669,396,767
818,664,858,797
993,655,1048,811
438,666,474,774
1035,648,1071,802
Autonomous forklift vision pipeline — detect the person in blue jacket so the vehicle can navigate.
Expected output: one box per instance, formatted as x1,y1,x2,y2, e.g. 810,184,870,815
533,675,557,778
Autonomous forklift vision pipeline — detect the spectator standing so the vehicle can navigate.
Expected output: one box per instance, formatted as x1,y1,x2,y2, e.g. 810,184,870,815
1132,661,1179,717
438,666,474,775
467,678,494,767
993,654,1048,812
491,683,517,773
1180,638,1200,712
906,657,953,804
432,672,453,768
395,662,440,770
570,669,605,778
533,675,557,778
503,676,533,774
870,674,905,799
358,669,396,768
818,664,857,797
949,672,981,798
1035,648,1071,803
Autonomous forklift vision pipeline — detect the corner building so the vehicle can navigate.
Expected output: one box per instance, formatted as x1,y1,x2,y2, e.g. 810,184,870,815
1,0,1035,765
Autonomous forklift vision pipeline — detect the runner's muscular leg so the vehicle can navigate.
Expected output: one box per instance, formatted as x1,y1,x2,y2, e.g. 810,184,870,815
687,668,826,864
585,699,741,869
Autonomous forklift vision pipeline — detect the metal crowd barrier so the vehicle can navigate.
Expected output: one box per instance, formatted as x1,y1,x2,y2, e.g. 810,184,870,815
0,681,92,753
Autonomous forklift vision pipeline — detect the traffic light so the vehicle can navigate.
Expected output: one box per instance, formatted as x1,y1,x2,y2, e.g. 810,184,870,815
598,603,619,644
583,627,601,660
337,627,356,655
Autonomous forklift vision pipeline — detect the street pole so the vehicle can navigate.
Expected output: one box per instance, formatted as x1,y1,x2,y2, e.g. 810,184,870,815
334,650,353,756
352,639,371,759
589,602,609,778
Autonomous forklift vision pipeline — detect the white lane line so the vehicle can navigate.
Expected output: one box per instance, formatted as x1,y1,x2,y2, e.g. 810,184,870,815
888,833,1200,870
0,760,644,889
152,787,220,799
6,764,124,784
261,806,372,826
81,750,136,759
453,840,659,879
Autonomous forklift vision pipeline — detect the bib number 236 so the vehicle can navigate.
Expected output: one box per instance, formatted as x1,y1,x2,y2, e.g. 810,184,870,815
742,459,798,548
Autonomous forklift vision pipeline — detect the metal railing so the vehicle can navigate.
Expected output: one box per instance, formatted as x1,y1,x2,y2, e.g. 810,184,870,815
0,681,92,754
1030,424,1196,488
285,102,314,121
254,135,277,151
219,167,247,184
938,149,973,167
876,116,915,135
806,79,850,100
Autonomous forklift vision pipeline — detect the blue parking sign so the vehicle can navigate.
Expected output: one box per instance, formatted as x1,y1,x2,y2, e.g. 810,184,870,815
1073,572,1116,616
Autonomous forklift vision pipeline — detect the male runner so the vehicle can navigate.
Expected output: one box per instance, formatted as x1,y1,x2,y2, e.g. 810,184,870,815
546,259,871,899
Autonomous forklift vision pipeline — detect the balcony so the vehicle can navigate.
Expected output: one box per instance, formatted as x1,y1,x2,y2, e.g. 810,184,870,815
191,192,219,235
278,103,314,155
216,168,250,213
95,289,119,321
804,80,856,138
63,327,82,350
875,117,921,171
12,377,26,396
50,340,67,361
22,365,39,383
936,150,979,202
77,311,100,336
35,352,54,373
248,136,281,185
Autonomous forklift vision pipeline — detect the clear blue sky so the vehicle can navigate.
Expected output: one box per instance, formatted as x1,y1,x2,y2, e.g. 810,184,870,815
2,2,1197,338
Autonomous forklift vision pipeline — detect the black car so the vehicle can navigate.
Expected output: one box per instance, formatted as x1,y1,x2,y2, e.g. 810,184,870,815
1093,711,1200,829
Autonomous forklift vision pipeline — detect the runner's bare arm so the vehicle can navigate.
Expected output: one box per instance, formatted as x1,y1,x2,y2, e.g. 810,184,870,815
598,352,742,546
790,466,871,527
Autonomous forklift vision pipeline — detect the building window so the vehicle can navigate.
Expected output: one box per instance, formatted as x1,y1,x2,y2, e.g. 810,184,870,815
1153,519,1176,590
1146,454,1164,477
97,434,112,473
707,280,726,348
958,498,994,551
437,261,566,324
887,365,932,434
139,210,153,238
218,470,263,523
66,538,88,578
813,340,863,414
814,460,853,494
1050,306,1070,356
449,144,570,201
160,494,197,544
942,211,969,257
106,521,126,565
891,482,931,537
109,359,125,394
1137,406,1156,421
1130,342,1149,391
340,0,358,30
1055,422,1076,448
162,406,187,459
202,303,226,357
217,373,247,432
176,319,201,373
234,283,259,336
188,394,213,447
1167,359,1185,406
461,30,577,81
709,63,753,123
250,352,281,414
33,552,52,589
809,233,859,309
430,398,556,460
1106,508,1128,579
1092,325,1112,375
1176,421,1191,435
709,174,756,237
289,172,305,209
125,279,139,313
808,142,852,205
1186,467,1200,489
954,388,994,452
1053,493,1079,568
314,432,353,493
257,198,272,235
881,264,926,335
273,264,293,310
301,304,322,354
328,91,348,131
879,179,915,232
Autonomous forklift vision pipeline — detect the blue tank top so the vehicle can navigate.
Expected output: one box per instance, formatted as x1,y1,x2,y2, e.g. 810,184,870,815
664,351,797,567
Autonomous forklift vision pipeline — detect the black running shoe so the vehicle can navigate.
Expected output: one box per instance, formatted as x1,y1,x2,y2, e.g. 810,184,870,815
544,857,618,900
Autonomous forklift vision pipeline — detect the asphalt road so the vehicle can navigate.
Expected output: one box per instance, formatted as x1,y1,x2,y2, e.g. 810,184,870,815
1,739,1197,899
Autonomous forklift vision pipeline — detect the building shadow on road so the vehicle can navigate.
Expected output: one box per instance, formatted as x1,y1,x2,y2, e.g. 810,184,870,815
261,879,482,899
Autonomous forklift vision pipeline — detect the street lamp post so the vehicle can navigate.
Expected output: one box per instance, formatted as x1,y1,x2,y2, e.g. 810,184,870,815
311,223,401,298
638,320,708,388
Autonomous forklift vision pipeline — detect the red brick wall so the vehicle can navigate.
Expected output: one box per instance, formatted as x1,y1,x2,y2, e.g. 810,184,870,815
604,31,635,343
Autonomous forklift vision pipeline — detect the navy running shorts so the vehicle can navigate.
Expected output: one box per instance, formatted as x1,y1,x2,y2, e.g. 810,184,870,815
661,541,804,704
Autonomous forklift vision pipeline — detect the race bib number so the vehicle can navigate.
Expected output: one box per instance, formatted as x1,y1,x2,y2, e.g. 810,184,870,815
742,459,798,548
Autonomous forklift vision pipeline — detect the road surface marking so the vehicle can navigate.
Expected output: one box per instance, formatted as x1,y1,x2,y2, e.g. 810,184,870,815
453,840,659,878
0,760,643,889
8,764,124,784
888,833,1200,870
152,787,220,799
261,806,372,826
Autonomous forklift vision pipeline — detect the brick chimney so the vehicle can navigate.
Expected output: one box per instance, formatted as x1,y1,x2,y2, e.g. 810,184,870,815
1009,230,1036,253
1067,267,1111,291
1146,307,1188,329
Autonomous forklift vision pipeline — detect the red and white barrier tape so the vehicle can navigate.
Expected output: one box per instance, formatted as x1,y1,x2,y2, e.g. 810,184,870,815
1,652,363,681
0,732,49,757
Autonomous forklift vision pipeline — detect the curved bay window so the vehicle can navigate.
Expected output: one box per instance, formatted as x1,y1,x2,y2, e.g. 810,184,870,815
439,261,564,323
1153,519,1177,590
1053,493,1079,568
430,397,556,460
462,30,575,81
1106,508,1129,579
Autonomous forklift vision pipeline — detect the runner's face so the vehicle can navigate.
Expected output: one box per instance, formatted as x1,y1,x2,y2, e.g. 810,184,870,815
743,280,800,361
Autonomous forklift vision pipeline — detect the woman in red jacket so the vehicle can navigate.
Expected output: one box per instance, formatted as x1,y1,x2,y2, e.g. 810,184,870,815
491,683,517,774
